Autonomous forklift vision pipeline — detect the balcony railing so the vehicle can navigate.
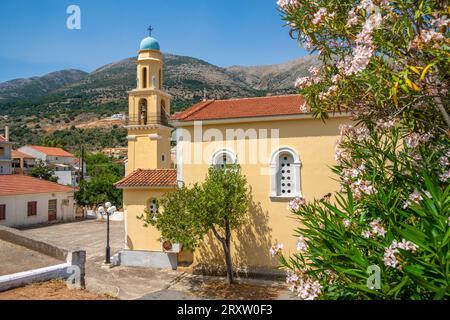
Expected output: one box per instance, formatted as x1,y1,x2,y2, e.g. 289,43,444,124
126,112,170,126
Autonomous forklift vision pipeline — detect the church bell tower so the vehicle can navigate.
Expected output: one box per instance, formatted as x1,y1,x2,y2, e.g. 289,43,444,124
126,27,172,175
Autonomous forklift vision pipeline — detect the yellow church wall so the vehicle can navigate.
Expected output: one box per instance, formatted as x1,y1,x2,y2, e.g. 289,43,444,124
124,188,175,251
177,115,353,272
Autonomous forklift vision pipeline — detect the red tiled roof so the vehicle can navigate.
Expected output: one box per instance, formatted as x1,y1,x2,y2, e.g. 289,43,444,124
0,175,75,196
25,146,75,157
171,95,306,121
115,169,177,188
12,150,35,159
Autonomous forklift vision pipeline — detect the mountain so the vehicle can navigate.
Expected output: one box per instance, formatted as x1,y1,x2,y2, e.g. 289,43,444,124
226,55,320,91
0,69,88,102
0,54,316,116
0,53,317,150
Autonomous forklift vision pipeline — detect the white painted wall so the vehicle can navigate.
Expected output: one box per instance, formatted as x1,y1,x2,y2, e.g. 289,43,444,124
54,171,74,186
0,192,75,228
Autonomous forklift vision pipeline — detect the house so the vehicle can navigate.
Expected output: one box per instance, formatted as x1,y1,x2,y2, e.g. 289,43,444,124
0,127,13,175
17,145,81,186
0,175,76,228
114,34,352,274
11,150,36,175
102,147,128,160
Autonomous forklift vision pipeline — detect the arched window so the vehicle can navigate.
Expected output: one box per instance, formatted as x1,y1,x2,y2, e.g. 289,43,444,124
139,99,148,125
147,198,158,214
212,149,237,169
142,67,147,89
270,147,301,198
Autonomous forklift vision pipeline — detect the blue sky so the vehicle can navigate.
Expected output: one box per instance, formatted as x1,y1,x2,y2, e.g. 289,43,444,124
0,0,307,83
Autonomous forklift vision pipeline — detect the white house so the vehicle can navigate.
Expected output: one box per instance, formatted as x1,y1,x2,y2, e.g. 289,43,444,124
0,175,76,228
17,145,81,186
0,127,13,175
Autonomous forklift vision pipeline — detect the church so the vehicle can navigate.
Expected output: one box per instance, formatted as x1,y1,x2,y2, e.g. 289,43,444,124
115,33,351,276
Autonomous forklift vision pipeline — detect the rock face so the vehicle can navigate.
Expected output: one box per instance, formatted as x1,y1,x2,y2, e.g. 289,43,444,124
0,53,317,114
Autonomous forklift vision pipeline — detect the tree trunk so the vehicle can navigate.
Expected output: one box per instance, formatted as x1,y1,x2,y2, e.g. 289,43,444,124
211,223,234,285
224,219,233,284
222,241,234,284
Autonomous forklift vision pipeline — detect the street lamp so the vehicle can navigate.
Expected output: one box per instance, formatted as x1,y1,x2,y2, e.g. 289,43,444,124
98,202,116,265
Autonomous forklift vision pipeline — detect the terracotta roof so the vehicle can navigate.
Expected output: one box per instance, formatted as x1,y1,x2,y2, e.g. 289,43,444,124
0,175,75,196
25,146,75,157
115,169,177,188
171,95,306,121
12,150,35,159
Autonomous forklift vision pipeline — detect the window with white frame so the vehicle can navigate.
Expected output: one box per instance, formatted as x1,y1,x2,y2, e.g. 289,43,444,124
212,149,236,169
147,198,158,214
270,147,301,198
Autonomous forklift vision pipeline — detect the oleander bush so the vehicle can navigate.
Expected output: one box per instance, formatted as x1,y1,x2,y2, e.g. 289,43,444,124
275,0,449,299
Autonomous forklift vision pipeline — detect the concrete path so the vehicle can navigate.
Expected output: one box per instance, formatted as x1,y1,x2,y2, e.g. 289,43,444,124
20,220,296,300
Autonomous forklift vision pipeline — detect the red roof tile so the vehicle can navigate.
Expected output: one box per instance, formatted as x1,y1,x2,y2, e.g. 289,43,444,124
115,169,177,188
171,95,306,121
25,146,75,157
0,175,75,196
12,150,35,159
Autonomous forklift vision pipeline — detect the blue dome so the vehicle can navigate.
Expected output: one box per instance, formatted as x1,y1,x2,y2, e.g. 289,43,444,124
139,37,160,51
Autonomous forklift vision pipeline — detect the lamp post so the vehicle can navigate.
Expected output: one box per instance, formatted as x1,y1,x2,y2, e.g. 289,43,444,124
98,202,116,265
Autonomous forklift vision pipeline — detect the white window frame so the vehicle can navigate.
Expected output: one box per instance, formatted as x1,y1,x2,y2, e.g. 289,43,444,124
269,147,302,198
211,148,237,167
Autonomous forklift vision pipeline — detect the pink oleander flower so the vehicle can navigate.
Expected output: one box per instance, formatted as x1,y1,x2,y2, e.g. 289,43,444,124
331,74,342,83
440,170,450,182
308,66,321,76
357,0,375,12
362,230,372,239
295,278,322,300
339,124,355,136
439,155,449,167
299,102,307,113
296,235,308,252
350,179,375,200
421,30,444,43
403,189,430,209
376,119,396,131
369,218,386,237
431,15,449,29
312,8,328,25
343,219,351,228
405,132,432,149
269,243,284,257
277,0,299,11
347,9,358,27
286,271,299,284
294,76,312,89
383,246,399,268
319,85,339,101
289,196,307,212
384,239,419,269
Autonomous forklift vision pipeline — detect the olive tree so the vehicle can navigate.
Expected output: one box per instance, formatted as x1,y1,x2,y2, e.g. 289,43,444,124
141,164,251,284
